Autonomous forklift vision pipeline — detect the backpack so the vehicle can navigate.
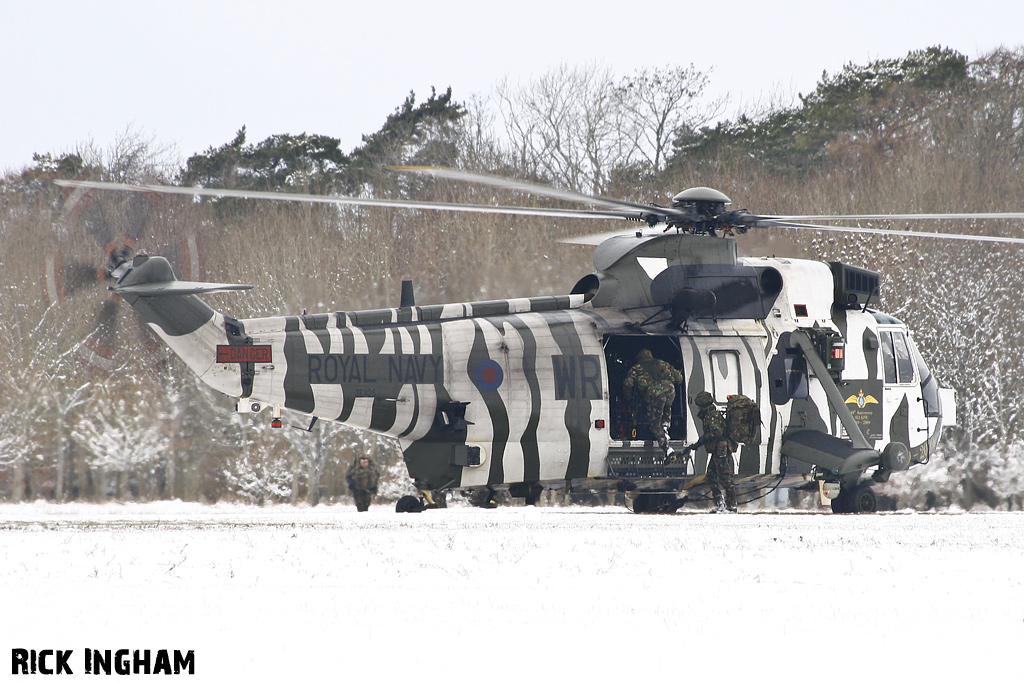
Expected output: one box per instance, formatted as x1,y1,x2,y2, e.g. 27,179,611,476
631,359,661,392
726,394,761,444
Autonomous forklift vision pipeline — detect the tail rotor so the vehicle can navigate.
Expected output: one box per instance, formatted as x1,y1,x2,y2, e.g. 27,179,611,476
44,179,204,372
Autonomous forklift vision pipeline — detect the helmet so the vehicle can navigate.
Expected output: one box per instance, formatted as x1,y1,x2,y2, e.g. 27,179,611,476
636,349,654,361
694,391,715,407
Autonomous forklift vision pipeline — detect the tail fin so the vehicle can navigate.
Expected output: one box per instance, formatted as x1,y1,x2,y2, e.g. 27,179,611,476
113,254,252,397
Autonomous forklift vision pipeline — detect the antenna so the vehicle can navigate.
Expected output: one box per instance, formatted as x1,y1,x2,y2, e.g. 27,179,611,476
401,279,415,307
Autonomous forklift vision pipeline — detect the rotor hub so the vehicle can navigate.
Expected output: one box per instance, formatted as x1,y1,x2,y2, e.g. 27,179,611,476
671,186,731,220
671,187,732,205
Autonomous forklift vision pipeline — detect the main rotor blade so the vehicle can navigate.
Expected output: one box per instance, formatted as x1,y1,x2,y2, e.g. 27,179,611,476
390,166,685,219
758,220,1024,244
54,179,643,222
764,212,1024,221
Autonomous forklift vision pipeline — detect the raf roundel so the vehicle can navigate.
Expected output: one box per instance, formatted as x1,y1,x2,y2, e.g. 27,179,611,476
474,359,504,391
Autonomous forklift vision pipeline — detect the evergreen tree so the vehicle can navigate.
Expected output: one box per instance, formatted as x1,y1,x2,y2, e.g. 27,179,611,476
673,46,969,174
346,86,466,194
179,88,464,198
181,126,350,194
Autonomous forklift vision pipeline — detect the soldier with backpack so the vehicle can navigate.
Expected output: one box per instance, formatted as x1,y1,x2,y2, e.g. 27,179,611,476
623,349,684,460
681,391,739,512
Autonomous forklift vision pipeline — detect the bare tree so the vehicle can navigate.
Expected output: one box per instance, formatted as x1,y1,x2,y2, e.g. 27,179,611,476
496,63,719,193
496,63,623,193
613,64,723,172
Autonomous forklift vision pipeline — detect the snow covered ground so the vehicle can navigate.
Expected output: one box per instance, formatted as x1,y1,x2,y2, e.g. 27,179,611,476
2,502,1022,681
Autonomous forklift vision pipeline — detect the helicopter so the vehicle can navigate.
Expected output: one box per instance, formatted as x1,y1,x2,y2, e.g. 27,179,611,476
54,169,1024,513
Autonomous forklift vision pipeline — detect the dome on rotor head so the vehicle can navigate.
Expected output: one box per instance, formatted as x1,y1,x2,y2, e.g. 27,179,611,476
672,187,732,204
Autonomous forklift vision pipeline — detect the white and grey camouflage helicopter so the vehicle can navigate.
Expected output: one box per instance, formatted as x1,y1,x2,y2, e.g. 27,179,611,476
56,169,1024,513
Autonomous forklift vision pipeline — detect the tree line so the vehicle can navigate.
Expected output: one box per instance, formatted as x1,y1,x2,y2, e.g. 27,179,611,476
2,46,1023,509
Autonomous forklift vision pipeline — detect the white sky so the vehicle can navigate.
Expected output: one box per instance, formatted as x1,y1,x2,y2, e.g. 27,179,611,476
2,0,1024,173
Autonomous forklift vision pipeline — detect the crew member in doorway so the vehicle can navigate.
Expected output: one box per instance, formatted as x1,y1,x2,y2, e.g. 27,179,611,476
346,455,380,512
623,349,683,459
682,391,737,512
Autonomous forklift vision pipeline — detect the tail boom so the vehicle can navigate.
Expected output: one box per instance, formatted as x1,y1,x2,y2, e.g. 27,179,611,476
114,254,250,397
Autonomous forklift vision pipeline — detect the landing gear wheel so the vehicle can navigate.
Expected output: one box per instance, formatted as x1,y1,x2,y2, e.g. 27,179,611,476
850,484,878,513
830,489,850,514
396,495,425,513
631,493,678,514
831,484,878,514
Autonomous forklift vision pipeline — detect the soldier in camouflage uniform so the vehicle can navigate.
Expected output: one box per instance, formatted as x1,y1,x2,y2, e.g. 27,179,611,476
683,391,737,512
346,455,380,512
623,349,684,458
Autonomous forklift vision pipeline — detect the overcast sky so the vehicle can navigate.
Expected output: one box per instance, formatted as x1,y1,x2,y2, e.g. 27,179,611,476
2,0,1023,173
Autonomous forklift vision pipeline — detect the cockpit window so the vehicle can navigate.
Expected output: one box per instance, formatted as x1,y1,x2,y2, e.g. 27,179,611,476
880,329,915,385
880,331,897,383
892,331,915,384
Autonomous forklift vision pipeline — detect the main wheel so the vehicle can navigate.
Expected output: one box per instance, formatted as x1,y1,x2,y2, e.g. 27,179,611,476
831,484,878,514
850,484,878,513
830,489,851,514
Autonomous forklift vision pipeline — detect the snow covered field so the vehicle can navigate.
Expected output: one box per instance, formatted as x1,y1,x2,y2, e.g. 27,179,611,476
2,503,1022,681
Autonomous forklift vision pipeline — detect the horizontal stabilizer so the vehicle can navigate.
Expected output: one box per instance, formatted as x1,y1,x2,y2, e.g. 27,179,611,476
112,281,253,297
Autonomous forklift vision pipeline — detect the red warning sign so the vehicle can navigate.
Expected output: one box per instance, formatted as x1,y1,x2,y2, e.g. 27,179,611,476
217,345,272,364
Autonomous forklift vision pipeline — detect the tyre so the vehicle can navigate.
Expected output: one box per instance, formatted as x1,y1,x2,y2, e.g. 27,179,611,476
831,484,878,514
830,489,851,514
850,484,878,513
396,495,424,513
632,493,677,513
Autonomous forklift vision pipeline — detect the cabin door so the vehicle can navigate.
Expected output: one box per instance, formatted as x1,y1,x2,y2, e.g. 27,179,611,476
603,335,686,443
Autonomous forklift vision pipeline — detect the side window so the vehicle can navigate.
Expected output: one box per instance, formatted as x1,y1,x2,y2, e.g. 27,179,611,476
892,331,916,384
709,350,740,402
880,331,897,384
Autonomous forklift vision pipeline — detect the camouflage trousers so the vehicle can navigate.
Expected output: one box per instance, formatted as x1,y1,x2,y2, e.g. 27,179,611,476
641,389,675,453
706,451,736,508
353,490,374,512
